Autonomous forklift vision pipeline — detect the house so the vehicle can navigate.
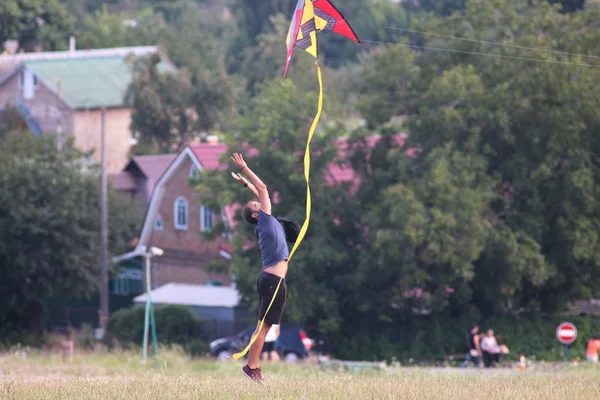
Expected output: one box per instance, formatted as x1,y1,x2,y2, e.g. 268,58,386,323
133,283,251,338
113,139,235,291
111,154,177,206
0,44,175,173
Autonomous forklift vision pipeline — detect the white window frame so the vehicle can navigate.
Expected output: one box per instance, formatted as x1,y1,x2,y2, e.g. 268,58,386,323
174,197,189,230
18,68,39,89
154,214,164,231
189,164,199,178
200,205,214,232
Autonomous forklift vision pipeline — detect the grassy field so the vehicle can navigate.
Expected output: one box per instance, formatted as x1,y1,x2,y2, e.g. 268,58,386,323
1,348,600,399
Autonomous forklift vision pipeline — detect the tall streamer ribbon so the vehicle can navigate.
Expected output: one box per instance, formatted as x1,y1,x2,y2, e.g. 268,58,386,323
233,62,324,360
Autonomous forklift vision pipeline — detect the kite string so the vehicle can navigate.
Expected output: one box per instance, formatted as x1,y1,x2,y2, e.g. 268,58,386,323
232,61,323,361
381,25,600,61
359,39,600,68
339,15,600,62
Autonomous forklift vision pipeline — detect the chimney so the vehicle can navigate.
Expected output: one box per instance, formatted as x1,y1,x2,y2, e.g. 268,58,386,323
206,135,219,144
2,40,18,55
69,36,75,52
57,80,62,99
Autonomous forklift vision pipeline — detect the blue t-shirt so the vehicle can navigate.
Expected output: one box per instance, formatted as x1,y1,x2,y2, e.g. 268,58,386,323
256,210,289,268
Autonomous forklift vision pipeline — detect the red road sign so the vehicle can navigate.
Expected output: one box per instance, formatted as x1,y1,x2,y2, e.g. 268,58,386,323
556,322,577,345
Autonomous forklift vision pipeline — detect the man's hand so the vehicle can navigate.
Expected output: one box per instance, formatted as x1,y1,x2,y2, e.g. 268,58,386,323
231,171,246,183
231,153,247,170
232,171,259,197
230,152,271,215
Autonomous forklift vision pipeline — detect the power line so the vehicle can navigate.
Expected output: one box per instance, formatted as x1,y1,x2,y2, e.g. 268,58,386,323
383,26,600,61
360,39,600,69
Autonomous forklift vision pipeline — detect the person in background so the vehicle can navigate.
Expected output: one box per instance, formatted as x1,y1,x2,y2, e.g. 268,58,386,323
480,329,502,367
262,324,281,362
586,336,600,364
460,323,482,368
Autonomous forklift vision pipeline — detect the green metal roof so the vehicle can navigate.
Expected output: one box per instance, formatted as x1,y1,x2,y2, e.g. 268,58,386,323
24,56,172,109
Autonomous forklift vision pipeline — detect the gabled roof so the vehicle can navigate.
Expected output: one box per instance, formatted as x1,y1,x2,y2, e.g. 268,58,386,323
130,154,178,181
0,46,175,109
111,154,177,193
125,146,205,260
133,283,240,308
190,142,228,169
111,171,137,191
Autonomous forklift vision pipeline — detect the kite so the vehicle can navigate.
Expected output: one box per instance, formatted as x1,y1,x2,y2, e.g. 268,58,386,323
283,0,360,79
233,0,359,361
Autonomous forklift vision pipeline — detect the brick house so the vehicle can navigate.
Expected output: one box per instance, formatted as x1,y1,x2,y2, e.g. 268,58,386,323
111,154,177,207
0,45,175,173
113,140,234,291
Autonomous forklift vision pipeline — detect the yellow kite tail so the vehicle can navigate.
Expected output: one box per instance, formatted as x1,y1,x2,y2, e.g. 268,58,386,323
232,62,324,361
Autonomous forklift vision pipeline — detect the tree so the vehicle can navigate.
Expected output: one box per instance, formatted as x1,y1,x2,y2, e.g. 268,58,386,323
0,107,28,137
124,54,233,154
356,0,600,314
0,132,142,333
76,6,170,50
0,0,74,51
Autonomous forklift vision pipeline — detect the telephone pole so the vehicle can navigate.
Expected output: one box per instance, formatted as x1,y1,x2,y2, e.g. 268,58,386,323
99,106,109,335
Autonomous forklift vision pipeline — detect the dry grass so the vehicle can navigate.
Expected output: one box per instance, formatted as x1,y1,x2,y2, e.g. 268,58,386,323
1,348,600,399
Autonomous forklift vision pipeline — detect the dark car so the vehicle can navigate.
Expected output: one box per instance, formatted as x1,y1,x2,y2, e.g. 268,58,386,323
209,324,313,362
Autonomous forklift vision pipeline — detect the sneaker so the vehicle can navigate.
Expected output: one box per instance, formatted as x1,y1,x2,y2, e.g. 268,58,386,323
241,365,265,385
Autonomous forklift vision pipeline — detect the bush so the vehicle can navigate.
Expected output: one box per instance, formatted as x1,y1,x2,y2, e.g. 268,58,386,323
186,339,210,357
332,313,600,363
106,305,206,350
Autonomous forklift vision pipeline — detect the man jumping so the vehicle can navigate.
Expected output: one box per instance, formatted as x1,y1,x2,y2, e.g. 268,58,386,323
231,153,289,385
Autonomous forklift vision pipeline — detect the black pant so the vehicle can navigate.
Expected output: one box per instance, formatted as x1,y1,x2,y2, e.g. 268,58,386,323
256,271,288,325
262,341,275,353
483,351,500,367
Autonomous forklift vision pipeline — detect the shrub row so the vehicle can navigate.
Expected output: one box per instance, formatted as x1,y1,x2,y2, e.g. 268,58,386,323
105,305,209,356
333,313,600,363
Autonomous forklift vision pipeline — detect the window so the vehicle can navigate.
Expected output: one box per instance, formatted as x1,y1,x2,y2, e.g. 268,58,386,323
113,268,143,295
189,164,199,178
174,197,188,230
200,206,214,232
154,214,164,231
205,280,222,287
18,69,38,87
19,68,38,99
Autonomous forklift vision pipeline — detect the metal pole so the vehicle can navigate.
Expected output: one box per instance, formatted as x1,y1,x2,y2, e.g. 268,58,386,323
150,299,158,356
99,106,109,335
142,252,151,363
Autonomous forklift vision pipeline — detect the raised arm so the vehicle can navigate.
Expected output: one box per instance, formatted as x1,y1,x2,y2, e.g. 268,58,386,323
231,153,272,214
231,172,259,198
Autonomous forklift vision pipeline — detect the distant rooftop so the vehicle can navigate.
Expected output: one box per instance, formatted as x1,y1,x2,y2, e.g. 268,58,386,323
0,46,175,109
133,283,240,308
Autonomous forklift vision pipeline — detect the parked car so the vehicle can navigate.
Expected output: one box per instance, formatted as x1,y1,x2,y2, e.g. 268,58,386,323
209,324,313,362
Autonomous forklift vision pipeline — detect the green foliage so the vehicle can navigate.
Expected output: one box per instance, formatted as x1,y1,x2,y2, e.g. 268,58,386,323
185,339,210,357
356,0,600,315
124,54,233,154
0,132,142,332
333,313,600,363
76,6,169,50
106,304,207,348
0,0,74,51
0,107,28,136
